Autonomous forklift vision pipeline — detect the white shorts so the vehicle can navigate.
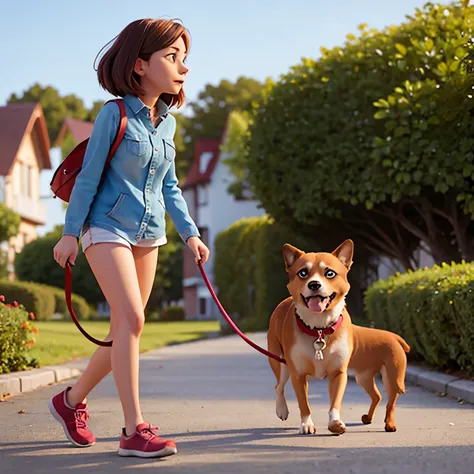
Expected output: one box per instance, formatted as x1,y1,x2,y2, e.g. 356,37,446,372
81,226,167,252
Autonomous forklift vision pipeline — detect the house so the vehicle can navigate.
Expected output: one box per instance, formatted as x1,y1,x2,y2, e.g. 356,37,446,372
54,117,93,154
0,103,51,278
181,132,266,320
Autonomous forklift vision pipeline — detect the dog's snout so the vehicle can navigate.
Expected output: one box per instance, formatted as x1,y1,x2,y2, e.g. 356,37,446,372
308,281,321,291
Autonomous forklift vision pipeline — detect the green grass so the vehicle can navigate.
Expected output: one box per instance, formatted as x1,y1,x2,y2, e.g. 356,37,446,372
29,320,220,367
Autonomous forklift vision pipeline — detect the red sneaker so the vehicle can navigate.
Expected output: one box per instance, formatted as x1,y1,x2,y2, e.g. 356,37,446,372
118,422,177,458
48,386,96,447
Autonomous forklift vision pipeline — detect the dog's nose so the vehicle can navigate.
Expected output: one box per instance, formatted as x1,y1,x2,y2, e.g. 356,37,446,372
308,281,321,291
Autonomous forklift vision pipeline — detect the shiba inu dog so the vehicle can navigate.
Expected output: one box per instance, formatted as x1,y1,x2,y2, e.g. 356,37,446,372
267,240,410,434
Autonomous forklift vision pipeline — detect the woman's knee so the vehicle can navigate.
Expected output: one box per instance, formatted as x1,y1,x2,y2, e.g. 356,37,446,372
121,309,145,336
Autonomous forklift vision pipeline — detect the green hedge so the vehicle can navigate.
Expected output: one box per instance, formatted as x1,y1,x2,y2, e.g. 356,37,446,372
214,216,308,332
0,299,38,375
48,286,92,321
162,305,185,321
365,261,474,375
0,280,92,321
0,281,55,321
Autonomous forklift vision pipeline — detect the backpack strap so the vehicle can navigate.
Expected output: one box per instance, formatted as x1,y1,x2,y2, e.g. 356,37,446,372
65,98,127,347
98,99,128,186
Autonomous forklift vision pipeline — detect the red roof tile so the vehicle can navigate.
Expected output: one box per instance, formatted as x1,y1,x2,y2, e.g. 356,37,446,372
0,103,51,175
54,117,94,147
182,139,221,190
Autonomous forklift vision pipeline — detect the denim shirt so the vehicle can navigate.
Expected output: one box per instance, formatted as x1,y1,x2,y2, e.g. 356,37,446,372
63,94,200,245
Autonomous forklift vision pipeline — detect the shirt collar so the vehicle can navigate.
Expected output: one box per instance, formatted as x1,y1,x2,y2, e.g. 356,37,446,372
123,94,171,118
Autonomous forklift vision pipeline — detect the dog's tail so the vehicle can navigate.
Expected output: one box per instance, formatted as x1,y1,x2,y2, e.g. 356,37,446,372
382,336,410,395
396,335,410,353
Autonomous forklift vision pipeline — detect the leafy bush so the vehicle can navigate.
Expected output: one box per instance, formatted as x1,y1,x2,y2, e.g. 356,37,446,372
14,226,105,305
0,281,55,321
0,295,39,374
162,306,185,321
48,286,92,320
214,216,308,331
365,261,474,375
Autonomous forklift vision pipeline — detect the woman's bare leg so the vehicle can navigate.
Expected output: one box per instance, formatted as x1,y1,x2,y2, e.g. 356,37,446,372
67,245,158,408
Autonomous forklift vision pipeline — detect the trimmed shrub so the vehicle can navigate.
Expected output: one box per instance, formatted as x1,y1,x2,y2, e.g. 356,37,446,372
162,305,185,321
0,281,55,321
45,285,92,320
365,261,474,375
214,215,308,332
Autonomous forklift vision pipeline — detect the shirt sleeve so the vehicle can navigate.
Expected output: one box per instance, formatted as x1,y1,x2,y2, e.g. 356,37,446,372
62,102,120,238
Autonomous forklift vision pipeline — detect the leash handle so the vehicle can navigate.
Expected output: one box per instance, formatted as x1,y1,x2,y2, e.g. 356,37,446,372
65,262,112,347
197,261,287,365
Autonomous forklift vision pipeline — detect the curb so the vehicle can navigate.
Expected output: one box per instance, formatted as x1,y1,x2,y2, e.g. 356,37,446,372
0,364,83,398
404,365,474,404
347,366,474,404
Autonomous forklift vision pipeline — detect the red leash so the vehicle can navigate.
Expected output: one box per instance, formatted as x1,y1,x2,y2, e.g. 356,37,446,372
197,261,287,365
65,262,112,347
64,260,287,363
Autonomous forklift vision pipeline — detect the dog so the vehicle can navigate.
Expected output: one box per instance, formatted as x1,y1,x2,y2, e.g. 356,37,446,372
267,239,410,435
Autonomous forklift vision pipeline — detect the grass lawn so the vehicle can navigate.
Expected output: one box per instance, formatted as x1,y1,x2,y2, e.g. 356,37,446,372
29,320,220,367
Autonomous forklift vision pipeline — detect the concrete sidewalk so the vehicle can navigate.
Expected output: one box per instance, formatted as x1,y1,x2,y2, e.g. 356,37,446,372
2,332,474,405
0,333,473,474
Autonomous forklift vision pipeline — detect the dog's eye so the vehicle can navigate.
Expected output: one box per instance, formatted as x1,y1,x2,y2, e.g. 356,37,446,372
325,269,337,279
298,268,309,278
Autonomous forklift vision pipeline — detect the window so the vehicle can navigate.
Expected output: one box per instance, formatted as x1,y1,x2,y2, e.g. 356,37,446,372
198,185,208,205
22,163,30,196
199,298,207,316
199,152,213,174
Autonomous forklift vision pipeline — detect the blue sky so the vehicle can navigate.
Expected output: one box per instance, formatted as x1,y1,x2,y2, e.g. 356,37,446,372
0,0,431,234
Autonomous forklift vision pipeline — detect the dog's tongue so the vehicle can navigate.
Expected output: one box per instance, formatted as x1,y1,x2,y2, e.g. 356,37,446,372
308,296,325,312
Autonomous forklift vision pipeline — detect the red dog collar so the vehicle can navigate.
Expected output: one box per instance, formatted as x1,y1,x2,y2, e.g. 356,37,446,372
295,310,344,338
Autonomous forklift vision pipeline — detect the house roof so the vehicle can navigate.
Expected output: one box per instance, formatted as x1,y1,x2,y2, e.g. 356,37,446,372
54,117,94,147
182,138,222,190
0,103,52,175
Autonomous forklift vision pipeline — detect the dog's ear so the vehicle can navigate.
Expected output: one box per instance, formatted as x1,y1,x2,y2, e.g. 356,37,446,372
332,239,354,269
282,244,305,272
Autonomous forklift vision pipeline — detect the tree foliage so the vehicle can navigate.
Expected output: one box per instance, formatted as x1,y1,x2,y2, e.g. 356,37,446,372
245,0,474,267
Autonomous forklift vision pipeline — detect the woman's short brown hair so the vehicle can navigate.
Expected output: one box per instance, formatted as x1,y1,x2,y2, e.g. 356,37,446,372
96,18,190,108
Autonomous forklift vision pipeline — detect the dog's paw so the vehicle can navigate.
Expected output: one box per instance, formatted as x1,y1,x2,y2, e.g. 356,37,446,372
328,419,346,435
299,416,316,435
361,414,372,425
384,422,397,432
276,398,289,421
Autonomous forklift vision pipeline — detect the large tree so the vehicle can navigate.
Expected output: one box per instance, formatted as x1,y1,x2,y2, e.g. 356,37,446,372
178,77,265,175
244,0,474,268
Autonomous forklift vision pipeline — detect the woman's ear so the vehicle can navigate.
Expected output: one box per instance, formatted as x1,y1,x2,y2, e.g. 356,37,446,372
134,58,146,76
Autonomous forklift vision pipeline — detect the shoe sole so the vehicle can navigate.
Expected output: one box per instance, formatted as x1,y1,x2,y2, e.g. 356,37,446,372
118,445,177,458
48,396,95,448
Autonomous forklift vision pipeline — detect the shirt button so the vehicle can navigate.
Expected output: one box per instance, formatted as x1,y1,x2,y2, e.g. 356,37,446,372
147,207,151,212
154,147,158,152
141,223,145,227
150,169,155,174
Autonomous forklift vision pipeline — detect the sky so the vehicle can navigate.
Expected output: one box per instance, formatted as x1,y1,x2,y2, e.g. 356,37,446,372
0,0,433,235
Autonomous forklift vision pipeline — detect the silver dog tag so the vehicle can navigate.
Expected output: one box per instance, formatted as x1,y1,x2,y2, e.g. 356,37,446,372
313,335,326,360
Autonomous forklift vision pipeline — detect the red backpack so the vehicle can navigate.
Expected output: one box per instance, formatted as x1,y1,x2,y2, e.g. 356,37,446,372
50,99,127,202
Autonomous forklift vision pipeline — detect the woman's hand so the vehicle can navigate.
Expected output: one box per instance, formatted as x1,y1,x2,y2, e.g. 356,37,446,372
53,235,79,268
187,236,210,265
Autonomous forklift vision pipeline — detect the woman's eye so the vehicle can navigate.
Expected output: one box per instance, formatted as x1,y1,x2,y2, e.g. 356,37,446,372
325,269,337,279
298,269,309,278
169,54,176,62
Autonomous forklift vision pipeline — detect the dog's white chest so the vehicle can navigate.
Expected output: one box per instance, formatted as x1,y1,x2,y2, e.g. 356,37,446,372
290,331,350,379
